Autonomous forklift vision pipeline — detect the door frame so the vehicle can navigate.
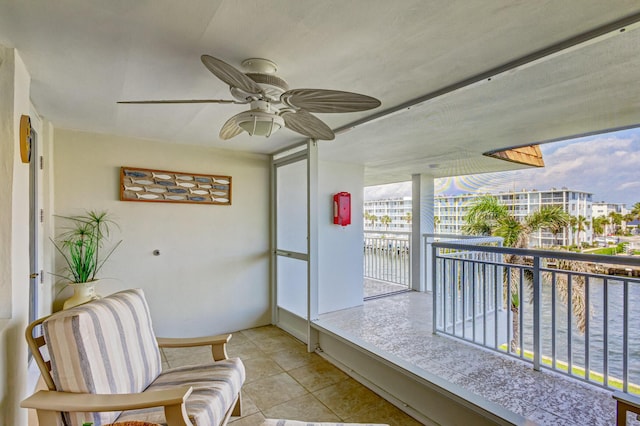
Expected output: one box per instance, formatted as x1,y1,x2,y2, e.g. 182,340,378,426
28,108,44,325
270,140,319,350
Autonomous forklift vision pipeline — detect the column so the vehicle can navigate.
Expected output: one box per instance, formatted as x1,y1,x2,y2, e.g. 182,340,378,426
411,174,434,292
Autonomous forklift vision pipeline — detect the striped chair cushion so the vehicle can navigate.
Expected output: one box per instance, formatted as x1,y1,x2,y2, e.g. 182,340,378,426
114,358,246,426
43,288,163,426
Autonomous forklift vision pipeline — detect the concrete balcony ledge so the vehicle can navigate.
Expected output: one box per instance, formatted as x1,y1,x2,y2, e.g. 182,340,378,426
312,320,527,425
315,291,619,425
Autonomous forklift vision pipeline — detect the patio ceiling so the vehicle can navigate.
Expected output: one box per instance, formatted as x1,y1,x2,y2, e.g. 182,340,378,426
1,1,639,185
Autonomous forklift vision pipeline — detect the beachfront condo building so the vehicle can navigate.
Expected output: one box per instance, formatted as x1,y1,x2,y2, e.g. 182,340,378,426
364,188,594,247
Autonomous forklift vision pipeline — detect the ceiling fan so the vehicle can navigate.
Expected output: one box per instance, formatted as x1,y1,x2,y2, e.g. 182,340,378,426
118,55,382,141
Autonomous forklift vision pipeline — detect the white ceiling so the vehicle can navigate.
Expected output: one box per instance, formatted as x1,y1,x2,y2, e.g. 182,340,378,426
1,1,639,185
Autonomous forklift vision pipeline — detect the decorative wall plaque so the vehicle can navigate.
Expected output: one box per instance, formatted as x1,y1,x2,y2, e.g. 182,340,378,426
120,167,231,205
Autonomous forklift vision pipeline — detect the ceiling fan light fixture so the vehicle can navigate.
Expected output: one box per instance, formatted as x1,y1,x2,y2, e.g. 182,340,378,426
237,110,285,137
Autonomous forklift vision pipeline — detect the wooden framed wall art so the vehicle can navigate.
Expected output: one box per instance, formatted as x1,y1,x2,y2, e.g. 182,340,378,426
120,167,231,205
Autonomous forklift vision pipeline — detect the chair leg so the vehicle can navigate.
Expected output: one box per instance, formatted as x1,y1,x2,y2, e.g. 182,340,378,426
617,404,626,426
232,393,242,417
37,409,64,426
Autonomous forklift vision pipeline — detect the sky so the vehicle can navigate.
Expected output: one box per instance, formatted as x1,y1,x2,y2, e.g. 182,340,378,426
364,127,640,208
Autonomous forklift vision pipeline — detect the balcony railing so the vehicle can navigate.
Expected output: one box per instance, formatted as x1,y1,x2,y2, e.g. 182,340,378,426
364,230,411,287
424,234,503,293
430,239,640,395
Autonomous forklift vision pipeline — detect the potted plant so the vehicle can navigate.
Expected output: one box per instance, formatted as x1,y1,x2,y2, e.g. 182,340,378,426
51,210,122,309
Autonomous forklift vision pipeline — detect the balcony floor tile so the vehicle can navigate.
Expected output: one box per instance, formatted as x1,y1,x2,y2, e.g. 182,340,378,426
317,290,622,425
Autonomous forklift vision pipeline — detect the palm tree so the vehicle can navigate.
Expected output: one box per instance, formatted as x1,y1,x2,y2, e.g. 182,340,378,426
530,206,571,248
380,215,392,230
464,197,570,248
609,211,622,235
463,196,585,352
462,195,507,237
628,203,640,235
592,216,608,238
434,215,441,233
403,211,412,225
575,215,587,247
544,207,572,246
369,214,378,228
623,213,635,234
569,216,578,246
631,202,640,220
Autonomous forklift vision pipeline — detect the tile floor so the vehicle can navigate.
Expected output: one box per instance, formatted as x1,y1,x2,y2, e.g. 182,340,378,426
162,325,423,426
28,284,633,425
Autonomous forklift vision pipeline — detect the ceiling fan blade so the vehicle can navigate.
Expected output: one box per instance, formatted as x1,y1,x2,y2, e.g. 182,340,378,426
281,89,381,113
281,110,335,140
118,99,245,104
219,113,245,140
201,55,262,95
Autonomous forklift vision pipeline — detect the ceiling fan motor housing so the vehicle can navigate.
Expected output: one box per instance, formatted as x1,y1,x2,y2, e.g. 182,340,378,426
230,73,289,102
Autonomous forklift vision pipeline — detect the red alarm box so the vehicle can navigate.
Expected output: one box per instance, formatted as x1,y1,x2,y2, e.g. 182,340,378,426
333,192,351,226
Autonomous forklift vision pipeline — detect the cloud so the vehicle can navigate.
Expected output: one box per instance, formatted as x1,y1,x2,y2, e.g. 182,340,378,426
518,135,640,204
619,181,640,190
364,181,411,200
365,129,640,207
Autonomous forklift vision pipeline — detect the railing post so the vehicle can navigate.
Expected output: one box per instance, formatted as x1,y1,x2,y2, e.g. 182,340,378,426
425,236,432,292
432,242,438,334
533,256,541,371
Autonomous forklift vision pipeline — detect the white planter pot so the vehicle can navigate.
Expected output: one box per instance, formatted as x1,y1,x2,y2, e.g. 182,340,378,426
63,281,99,309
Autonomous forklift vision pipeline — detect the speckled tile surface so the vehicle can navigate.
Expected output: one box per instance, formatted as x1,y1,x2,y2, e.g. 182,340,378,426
364,278,410,299
317,291,620,425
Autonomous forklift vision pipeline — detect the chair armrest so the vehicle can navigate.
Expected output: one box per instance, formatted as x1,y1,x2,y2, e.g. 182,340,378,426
613,391,640,425
157,334,231,361
21,385,193,411
21,386,194,426
613,391,640,408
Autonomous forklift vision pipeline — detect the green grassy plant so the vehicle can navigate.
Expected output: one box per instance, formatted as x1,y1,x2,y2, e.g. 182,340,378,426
51,210,121,283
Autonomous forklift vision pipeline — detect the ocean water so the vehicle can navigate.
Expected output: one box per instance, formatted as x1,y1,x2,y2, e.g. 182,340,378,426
518,276,640,387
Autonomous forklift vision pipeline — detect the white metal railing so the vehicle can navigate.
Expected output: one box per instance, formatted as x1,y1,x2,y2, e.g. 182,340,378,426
430,240,640,395
364,231,411,287
424,234,503,293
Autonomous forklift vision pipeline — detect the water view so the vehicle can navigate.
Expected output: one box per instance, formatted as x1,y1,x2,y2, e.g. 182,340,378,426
523,276,640,389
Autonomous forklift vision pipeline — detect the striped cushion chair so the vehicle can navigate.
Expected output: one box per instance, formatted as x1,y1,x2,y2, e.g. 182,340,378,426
22,288,245,426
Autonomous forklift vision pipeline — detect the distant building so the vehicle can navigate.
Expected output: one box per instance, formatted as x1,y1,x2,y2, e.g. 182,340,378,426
364,197,413,231
592,202,629,235
364,188,594,247
592,202,627,218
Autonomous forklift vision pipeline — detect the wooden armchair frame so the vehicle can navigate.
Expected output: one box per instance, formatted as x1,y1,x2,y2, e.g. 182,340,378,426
613,391,640,426
21,315,241,426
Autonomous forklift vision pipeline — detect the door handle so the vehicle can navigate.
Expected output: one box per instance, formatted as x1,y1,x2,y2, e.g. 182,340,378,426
30,272,39,279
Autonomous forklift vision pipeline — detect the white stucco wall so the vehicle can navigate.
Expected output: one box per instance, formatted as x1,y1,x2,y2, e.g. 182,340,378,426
318,160,364,314
0,48,15,319
0,46,31,426
53,129,271,337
